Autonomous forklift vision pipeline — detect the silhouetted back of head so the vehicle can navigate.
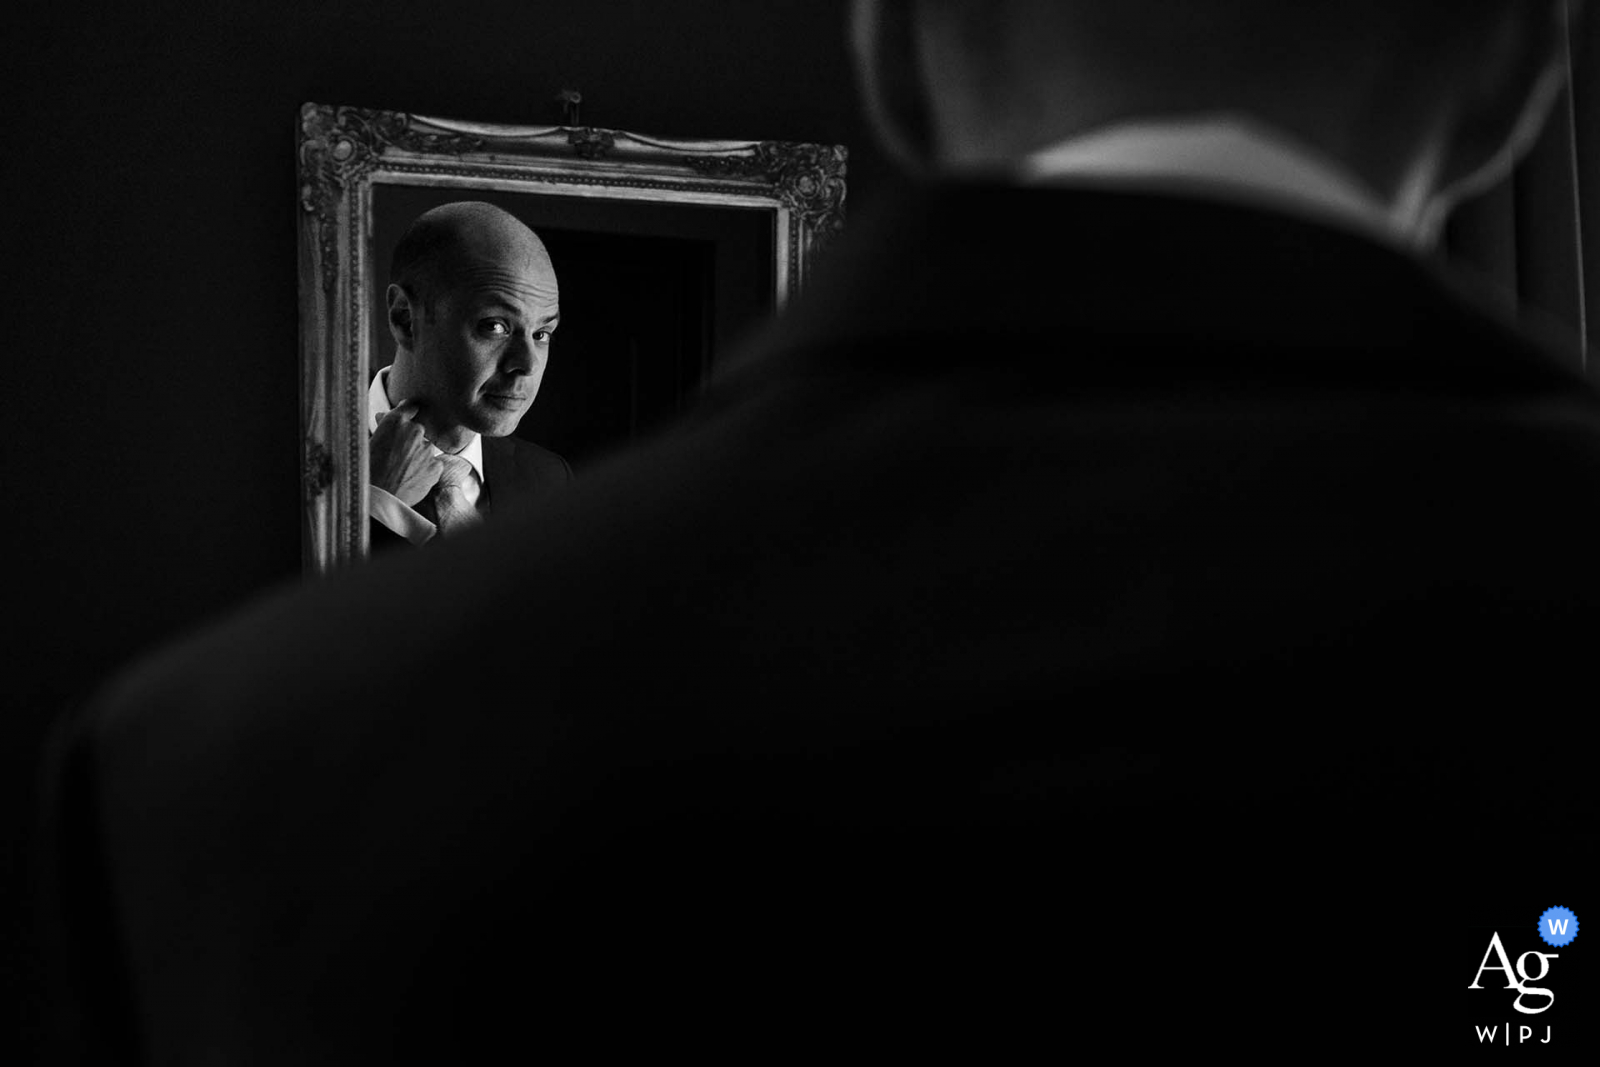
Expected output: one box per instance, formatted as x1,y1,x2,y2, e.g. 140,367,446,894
856,0,1577,241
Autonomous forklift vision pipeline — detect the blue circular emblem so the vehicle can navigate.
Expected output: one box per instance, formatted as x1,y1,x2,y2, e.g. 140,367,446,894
1538,906,1579,948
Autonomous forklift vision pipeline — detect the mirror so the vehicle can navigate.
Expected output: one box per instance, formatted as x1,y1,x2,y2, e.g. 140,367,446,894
298,102,847,572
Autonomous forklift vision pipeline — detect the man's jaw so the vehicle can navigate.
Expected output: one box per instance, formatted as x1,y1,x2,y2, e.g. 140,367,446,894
467,397,531,439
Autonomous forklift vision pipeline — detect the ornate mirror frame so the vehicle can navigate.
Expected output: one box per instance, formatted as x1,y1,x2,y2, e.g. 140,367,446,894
298,102,847,573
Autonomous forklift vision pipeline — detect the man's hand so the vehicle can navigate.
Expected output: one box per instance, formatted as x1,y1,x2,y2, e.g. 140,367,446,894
370,400,442,507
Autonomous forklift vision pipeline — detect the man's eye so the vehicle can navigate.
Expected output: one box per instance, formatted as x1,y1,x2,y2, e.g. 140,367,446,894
480,320,510,337
533,329,552,344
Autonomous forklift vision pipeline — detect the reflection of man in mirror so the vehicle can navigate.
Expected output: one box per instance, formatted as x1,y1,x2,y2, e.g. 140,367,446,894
368,201,571,549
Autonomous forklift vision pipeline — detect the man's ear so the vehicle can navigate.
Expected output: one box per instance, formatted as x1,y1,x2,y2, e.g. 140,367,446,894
1435,0,1575,211
386,283,417,351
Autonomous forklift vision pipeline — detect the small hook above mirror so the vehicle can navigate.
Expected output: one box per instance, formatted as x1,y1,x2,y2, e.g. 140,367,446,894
555,89,582,127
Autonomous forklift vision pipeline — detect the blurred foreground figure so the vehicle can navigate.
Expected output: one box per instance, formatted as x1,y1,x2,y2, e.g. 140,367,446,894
47,1,1597,1060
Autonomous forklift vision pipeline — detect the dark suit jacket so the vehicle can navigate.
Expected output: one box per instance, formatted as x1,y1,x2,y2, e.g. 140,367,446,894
368,433,571,552
46,184,1600,1062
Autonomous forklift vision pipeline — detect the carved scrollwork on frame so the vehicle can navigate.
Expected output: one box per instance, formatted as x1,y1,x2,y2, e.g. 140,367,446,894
297,101,846,574
567,127,616,159
299,105,487,294
302,439,332,502
683,142,848,245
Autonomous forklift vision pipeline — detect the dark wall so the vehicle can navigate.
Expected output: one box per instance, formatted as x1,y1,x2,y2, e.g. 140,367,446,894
3,2,887,1059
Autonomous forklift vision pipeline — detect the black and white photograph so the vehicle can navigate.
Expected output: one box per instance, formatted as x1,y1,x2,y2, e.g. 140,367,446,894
6,1,1597,1062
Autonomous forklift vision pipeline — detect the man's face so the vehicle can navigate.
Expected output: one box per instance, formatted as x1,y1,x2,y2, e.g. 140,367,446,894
407,237,560,440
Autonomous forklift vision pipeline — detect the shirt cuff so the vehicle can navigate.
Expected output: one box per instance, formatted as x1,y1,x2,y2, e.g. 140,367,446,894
369,485,437,546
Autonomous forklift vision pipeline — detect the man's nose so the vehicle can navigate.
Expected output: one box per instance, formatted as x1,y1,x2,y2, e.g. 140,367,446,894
501,331,539,375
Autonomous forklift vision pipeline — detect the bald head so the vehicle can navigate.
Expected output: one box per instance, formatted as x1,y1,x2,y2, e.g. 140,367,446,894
857,0,1580,240
391,201,556,320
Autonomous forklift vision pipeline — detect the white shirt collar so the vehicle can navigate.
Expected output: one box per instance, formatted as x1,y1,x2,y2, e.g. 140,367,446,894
367,366,486,485
1019,116,1409,249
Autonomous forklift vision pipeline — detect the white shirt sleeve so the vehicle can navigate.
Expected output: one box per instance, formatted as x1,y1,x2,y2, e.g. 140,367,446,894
368,366,440,546
368,484,438,546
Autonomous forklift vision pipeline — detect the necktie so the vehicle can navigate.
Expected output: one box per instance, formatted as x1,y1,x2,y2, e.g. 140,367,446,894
419,454,481,539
